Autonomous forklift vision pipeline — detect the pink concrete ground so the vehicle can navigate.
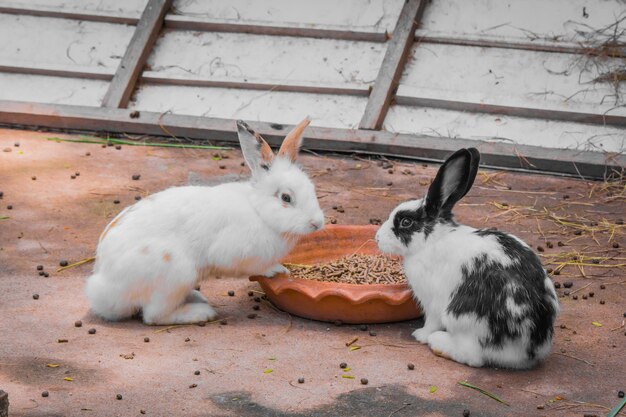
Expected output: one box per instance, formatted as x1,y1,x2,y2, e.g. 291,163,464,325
0,128,624,417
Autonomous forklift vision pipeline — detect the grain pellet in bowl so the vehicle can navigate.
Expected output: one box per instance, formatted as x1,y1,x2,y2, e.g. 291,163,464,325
286,254,405,285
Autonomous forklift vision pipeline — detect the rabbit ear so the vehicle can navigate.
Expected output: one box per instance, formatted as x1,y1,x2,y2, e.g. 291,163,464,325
425,148,480,216
236,120,274,176
462,147,481,198
278,117,310,162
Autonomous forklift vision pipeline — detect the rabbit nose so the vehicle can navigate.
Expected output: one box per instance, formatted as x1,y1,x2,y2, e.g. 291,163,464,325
311,213,324,231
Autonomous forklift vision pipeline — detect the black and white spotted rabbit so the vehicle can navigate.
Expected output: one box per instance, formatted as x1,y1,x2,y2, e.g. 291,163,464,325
376,148,559,369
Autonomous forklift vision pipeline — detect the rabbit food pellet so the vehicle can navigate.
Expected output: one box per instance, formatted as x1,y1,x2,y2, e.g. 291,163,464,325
286,254,405,285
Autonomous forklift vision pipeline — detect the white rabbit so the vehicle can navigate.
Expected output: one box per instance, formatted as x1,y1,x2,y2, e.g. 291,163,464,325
86,118,325,325
376,148,558,369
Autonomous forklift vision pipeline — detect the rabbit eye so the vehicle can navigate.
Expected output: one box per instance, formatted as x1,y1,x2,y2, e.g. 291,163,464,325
281,193,292,203
400,218,414,229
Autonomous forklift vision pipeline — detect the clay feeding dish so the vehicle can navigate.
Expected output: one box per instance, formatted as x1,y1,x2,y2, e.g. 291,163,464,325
249,225,422,324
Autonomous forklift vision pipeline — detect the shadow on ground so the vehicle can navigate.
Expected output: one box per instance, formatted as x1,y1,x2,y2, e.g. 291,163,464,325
206,385,487,417
0,356,106,387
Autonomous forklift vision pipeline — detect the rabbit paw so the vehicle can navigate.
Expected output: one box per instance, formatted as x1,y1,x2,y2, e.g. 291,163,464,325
412,327,435,344
185,289,209,304
427,331,454,355
262,264,289,277
144,302,217,325
184,303,218,323
427,331,485,367
172,303,217,324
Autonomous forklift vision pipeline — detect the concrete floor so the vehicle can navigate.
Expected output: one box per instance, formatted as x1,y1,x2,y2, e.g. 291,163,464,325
0,128,624,417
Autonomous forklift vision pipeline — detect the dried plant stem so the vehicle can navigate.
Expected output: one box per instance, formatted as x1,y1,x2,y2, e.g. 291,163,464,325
56,256,96,272
553,352,594,366
570,283,592,295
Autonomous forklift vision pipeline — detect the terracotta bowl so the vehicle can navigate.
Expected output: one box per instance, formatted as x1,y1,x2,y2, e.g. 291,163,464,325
249,224,422,324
